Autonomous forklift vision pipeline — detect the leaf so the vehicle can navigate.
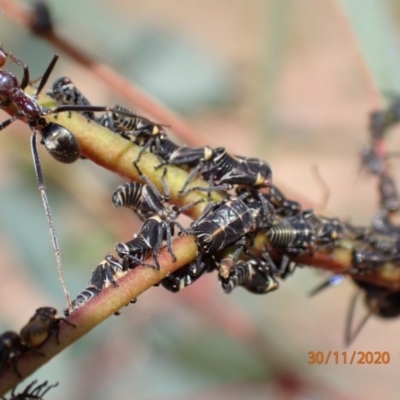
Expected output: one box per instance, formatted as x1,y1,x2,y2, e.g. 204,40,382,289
340,0,400,93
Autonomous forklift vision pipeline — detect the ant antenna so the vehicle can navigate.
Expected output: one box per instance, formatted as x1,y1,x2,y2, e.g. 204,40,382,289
30,130,72,310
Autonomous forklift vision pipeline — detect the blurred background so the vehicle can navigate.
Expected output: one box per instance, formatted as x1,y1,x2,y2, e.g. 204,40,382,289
0,0,400,398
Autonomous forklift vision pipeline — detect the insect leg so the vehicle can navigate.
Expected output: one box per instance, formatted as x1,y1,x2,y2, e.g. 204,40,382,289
0,116,19,131
177,163,205,196
35,54,59,97
152,224,164,270
309,274,345,297
133,161,168,202
165,224,177,262
30,130,71,310
344,290,371,347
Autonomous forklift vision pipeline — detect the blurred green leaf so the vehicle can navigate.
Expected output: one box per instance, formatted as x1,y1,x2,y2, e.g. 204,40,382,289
340,0,400,93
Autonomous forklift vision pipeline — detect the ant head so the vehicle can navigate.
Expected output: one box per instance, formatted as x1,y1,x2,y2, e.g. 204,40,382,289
41,122,81,163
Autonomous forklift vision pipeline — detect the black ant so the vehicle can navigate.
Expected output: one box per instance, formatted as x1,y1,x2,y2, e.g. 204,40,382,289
0,46,147,309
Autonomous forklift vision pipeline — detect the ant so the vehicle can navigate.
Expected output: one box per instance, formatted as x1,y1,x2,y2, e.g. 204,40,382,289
0,46,146,309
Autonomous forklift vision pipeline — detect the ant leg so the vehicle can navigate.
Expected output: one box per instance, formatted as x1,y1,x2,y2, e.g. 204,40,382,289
344,291,371,347
0,116,18,131
50,105,144,118
35,55,59,97
5,51,30,89
30,130,72,311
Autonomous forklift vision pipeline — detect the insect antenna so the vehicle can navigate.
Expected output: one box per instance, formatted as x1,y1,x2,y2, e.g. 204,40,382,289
311,164,330,212
30,130,72,310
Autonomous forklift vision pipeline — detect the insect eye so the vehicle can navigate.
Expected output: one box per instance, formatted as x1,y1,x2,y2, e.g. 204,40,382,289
41,122,81,163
